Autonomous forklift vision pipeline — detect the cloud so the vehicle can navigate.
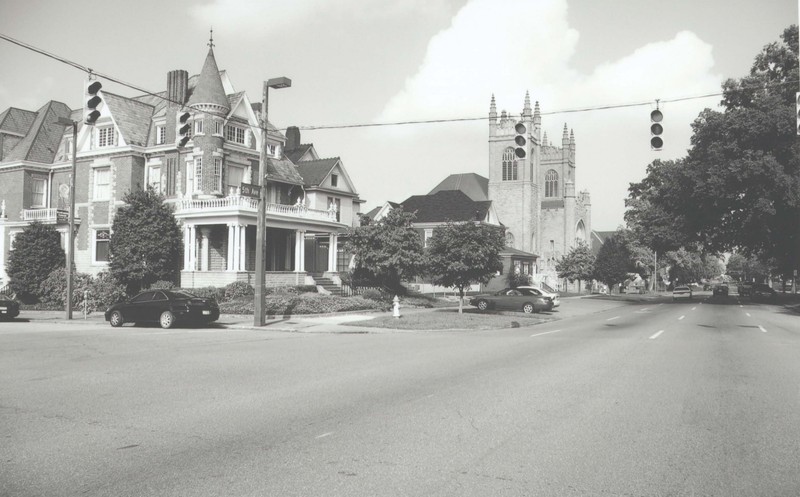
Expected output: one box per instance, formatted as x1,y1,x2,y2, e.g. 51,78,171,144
371,0,723,229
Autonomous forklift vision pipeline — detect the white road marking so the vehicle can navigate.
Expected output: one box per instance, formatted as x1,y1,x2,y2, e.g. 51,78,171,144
678,315,685,320
649,330,665,340
759,326,767,333
691,307,697,311
607,316,620,321
316,432,334,439
530,329,562,338
640,308,650,312
746,313,751,317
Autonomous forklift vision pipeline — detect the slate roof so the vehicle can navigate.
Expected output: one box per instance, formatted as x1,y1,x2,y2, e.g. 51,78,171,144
102,92,155,147
187,48,231,112
401,190,493,223
295,158,339,188
285,144,313,163
428,173,489,201
0,107,37,135
3,101,72,164
265,157,304,185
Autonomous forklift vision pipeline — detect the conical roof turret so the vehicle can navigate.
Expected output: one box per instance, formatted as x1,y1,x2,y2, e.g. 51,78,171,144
187,47,230,116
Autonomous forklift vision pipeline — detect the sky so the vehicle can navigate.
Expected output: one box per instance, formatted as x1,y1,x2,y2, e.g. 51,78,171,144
0,0,796,230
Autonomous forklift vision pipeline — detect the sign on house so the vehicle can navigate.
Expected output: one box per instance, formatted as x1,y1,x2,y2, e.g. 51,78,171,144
239,183,261,198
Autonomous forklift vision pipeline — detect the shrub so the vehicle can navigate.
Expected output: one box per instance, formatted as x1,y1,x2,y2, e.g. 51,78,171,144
149,280,176,290
189,286,225,302
36,268,125,313
361,288,384,301
224,281,254,301
295,285,318,294
89,271,128,311
7,222,65,303
506,271,531,288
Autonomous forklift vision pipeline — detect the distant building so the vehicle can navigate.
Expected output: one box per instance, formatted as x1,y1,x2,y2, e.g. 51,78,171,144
0,43,362,290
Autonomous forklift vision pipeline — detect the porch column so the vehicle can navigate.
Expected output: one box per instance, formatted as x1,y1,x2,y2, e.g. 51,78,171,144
294,230,306,272
199,227,210,272
189,225,197,271
183,226,190,270
226,223,236,271
328,233,338,272
238,225,246,271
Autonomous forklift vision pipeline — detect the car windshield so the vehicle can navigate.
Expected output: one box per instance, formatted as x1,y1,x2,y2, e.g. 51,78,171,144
171,291,198,299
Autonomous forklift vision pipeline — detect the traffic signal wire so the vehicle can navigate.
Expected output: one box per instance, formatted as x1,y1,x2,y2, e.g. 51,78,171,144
2,31,798,134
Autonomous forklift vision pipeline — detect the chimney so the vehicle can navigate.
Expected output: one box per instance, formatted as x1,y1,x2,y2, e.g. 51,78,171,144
167,70,188,106
286,126,301,150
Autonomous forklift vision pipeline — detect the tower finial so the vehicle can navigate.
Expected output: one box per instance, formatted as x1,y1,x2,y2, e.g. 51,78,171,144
208,27,215,48
523,90,532,117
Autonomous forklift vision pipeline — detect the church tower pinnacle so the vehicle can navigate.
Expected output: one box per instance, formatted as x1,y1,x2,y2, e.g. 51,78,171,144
523,91,532,119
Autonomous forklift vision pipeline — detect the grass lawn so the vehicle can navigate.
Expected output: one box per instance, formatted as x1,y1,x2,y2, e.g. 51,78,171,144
347,307,557,330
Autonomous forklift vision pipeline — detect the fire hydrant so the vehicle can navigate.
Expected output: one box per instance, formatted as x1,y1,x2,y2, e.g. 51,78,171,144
392,295,401,318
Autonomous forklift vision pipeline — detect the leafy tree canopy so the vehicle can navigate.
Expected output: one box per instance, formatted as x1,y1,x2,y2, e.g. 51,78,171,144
625,26,800,279
427,221,504,311
7,221,65,302
555,240,595,292
345,208,425,294
593,229,634,289
109,187,183,295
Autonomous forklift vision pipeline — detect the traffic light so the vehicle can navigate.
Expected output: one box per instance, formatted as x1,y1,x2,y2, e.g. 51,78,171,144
514,122,527,158
650,109,663,150
796,92,800,136
84,80,102,125
177,111,191,148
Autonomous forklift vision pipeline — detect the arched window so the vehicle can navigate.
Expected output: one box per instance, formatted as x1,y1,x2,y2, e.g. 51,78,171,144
575,220,586,243
505,231,515,249
545,169,559,197
502,148,518,181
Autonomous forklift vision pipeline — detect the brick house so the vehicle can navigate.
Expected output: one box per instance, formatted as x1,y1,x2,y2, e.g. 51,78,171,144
0,45,362,290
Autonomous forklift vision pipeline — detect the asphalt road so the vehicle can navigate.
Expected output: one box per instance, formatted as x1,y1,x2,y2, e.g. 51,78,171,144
1,294,799,496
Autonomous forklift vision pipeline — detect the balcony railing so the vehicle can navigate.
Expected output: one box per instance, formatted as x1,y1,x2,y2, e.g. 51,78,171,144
22,208,58,221
174,195,338,222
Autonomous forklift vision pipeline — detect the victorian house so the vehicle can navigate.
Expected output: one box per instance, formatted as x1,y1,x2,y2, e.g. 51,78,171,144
0,44,362,290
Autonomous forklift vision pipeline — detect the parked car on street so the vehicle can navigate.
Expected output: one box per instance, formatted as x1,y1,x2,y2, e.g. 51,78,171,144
738,282,753,297
516,285,560,308
750,284,777,302
0,293,20,320
105,290,220,329
672,286,692,301
713,284,729,296
469,288,553,314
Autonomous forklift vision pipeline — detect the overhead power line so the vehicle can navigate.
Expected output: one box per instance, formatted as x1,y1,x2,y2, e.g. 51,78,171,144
2,32,798,134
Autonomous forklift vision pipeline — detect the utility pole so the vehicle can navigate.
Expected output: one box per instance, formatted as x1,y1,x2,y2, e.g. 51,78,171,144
56,117,77,320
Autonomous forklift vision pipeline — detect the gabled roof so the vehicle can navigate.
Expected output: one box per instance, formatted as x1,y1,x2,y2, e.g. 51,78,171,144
428,173,489,201
265,157,304,185
364,201,401,221
187,48,231,113
0,107,37,135
401,190,493,223
501,247,539,259
295,158,339,187
591,230,615,255
3,101,72,164
102,92,155,146
285,143,313,163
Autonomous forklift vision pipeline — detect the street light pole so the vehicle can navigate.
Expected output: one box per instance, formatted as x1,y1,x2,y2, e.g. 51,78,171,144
254,77,291,326
56,117,78,320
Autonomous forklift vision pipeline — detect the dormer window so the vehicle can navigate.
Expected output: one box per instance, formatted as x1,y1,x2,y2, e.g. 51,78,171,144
97,126,117,148
156,125,166,145
267,144,276,156
225,125,245,145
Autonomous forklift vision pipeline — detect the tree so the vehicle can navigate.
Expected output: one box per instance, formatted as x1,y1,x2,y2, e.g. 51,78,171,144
726,252,770,283
593,229,634,292
555,241,595,293
109,187,183,295
344,208,425,295
624,26,800,280
426,221,504,313
6,221,65,303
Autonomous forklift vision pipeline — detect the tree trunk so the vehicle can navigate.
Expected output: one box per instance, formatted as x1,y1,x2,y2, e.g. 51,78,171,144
458,287,464,314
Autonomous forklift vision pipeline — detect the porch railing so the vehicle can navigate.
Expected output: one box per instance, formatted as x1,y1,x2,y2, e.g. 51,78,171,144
175,195,338,222
265,203,337,222
22,208,58,221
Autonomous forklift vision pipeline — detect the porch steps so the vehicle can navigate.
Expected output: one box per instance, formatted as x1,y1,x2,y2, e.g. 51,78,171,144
312,275,343,296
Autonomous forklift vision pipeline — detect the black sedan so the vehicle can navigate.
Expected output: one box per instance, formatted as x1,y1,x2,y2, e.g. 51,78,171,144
751,284,777,301
0,293,20,320
105,290,219,329
469,287,553,314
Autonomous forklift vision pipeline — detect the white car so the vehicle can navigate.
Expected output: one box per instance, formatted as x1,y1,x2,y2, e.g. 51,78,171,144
517,286,560,308
672,286,692,301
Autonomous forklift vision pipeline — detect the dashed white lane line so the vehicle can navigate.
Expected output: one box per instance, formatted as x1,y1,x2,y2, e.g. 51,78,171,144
650,330,665,340
759,326,767,333
315,432,334,439
746,312,751,317
606,316,620,321
530,329,562,338
678,315,685,320
691,307,697,311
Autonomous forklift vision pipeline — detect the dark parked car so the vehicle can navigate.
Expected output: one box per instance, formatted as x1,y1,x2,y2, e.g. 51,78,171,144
0,293,20,320
469,287,553,314
105,290,220,329
713,284,728,296
738,282,753,297
750,284,777,301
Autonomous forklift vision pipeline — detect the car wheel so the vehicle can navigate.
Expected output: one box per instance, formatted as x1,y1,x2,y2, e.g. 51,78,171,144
109,310,124,327
476,299,489,311
522,302,535,314
159,311,175,329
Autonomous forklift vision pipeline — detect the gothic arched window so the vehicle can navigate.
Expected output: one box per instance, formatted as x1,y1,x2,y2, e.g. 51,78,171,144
505,231,515,249
502,148,518,181
575,220,586,243
545,169,559,197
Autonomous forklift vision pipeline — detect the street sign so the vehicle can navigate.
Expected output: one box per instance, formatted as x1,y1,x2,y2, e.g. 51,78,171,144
56,209,68,223
239,183,261,198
